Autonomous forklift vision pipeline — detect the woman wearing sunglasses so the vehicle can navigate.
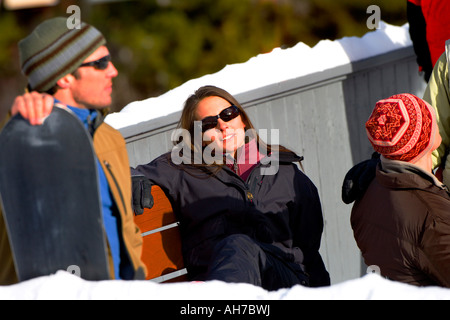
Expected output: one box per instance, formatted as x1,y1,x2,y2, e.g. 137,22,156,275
132,86,330,290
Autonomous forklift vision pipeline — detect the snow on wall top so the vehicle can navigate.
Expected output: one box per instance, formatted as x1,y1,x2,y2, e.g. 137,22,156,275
105,22,412,130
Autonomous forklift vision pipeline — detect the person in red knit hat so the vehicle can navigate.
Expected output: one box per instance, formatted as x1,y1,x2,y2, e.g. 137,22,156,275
346,93,450,287
407,0,450,82
365,93,436,163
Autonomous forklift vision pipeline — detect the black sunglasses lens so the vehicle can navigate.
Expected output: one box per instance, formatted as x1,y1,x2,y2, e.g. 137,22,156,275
96,56,110,70
80,55,111,70
200,105,240,132
220,105,240,121
201,117,218,132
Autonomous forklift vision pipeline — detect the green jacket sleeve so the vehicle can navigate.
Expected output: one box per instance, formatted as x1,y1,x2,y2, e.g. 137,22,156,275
423,52,450,178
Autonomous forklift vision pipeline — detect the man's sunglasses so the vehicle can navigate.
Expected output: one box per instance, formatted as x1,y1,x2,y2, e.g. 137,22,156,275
200,105,241,132
79,55,111,70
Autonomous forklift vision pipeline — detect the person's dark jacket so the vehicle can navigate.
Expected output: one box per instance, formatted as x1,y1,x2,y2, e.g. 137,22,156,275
347,157,450,287
132,148,330,287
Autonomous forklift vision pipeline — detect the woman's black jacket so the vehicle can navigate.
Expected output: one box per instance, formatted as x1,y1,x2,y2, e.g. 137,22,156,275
132,150,330,287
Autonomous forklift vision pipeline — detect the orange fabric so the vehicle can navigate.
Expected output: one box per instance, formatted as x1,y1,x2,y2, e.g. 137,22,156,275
93,122,147,279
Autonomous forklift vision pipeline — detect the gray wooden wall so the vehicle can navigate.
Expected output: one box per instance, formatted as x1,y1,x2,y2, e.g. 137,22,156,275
119,46,426,285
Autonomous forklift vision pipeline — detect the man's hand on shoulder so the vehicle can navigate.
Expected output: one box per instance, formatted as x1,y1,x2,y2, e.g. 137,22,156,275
11,92,54,126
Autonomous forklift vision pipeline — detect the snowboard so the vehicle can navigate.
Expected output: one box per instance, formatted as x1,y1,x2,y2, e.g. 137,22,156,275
0,106,110,282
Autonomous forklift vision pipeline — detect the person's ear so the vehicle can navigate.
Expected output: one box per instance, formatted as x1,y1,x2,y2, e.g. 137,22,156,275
55,73,76,89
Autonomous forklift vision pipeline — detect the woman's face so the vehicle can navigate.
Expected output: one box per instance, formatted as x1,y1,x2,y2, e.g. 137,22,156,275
196,96,246,158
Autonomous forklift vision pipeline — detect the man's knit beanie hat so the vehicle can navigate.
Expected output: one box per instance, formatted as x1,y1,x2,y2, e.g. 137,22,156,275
365,93,436,163
18,17,106,92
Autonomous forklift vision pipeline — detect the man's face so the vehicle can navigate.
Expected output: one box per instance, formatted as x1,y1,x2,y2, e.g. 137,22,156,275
70,46,118,109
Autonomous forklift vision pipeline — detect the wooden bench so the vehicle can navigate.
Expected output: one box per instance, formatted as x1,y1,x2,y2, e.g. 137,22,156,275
133,185,187,283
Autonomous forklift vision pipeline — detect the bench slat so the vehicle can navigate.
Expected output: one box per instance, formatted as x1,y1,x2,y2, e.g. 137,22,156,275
133,185,187,282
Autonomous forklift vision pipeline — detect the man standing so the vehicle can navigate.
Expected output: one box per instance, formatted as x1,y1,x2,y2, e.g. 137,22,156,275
348,94,450,287
0,17,147,284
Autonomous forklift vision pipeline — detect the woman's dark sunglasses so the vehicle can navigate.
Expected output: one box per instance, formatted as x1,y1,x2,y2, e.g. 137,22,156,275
200,105,241,132
79,55,111,70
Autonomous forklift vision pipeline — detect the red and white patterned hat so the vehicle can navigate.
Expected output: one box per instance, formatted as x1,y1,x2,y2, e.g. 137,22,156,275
365,93,436,163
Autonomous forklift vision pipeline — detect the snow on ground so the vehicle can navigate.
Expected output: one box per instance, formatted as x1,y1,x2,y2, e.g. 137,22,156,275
105,21,412,130
0,271,449,300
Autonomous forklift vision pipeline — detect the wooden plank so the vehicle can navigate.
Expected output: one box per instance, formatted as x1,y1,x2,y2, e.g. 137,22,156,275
312,82,360,281
140,226,185,281
133,185,186,282
127,138,152,168
134,186,176,232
